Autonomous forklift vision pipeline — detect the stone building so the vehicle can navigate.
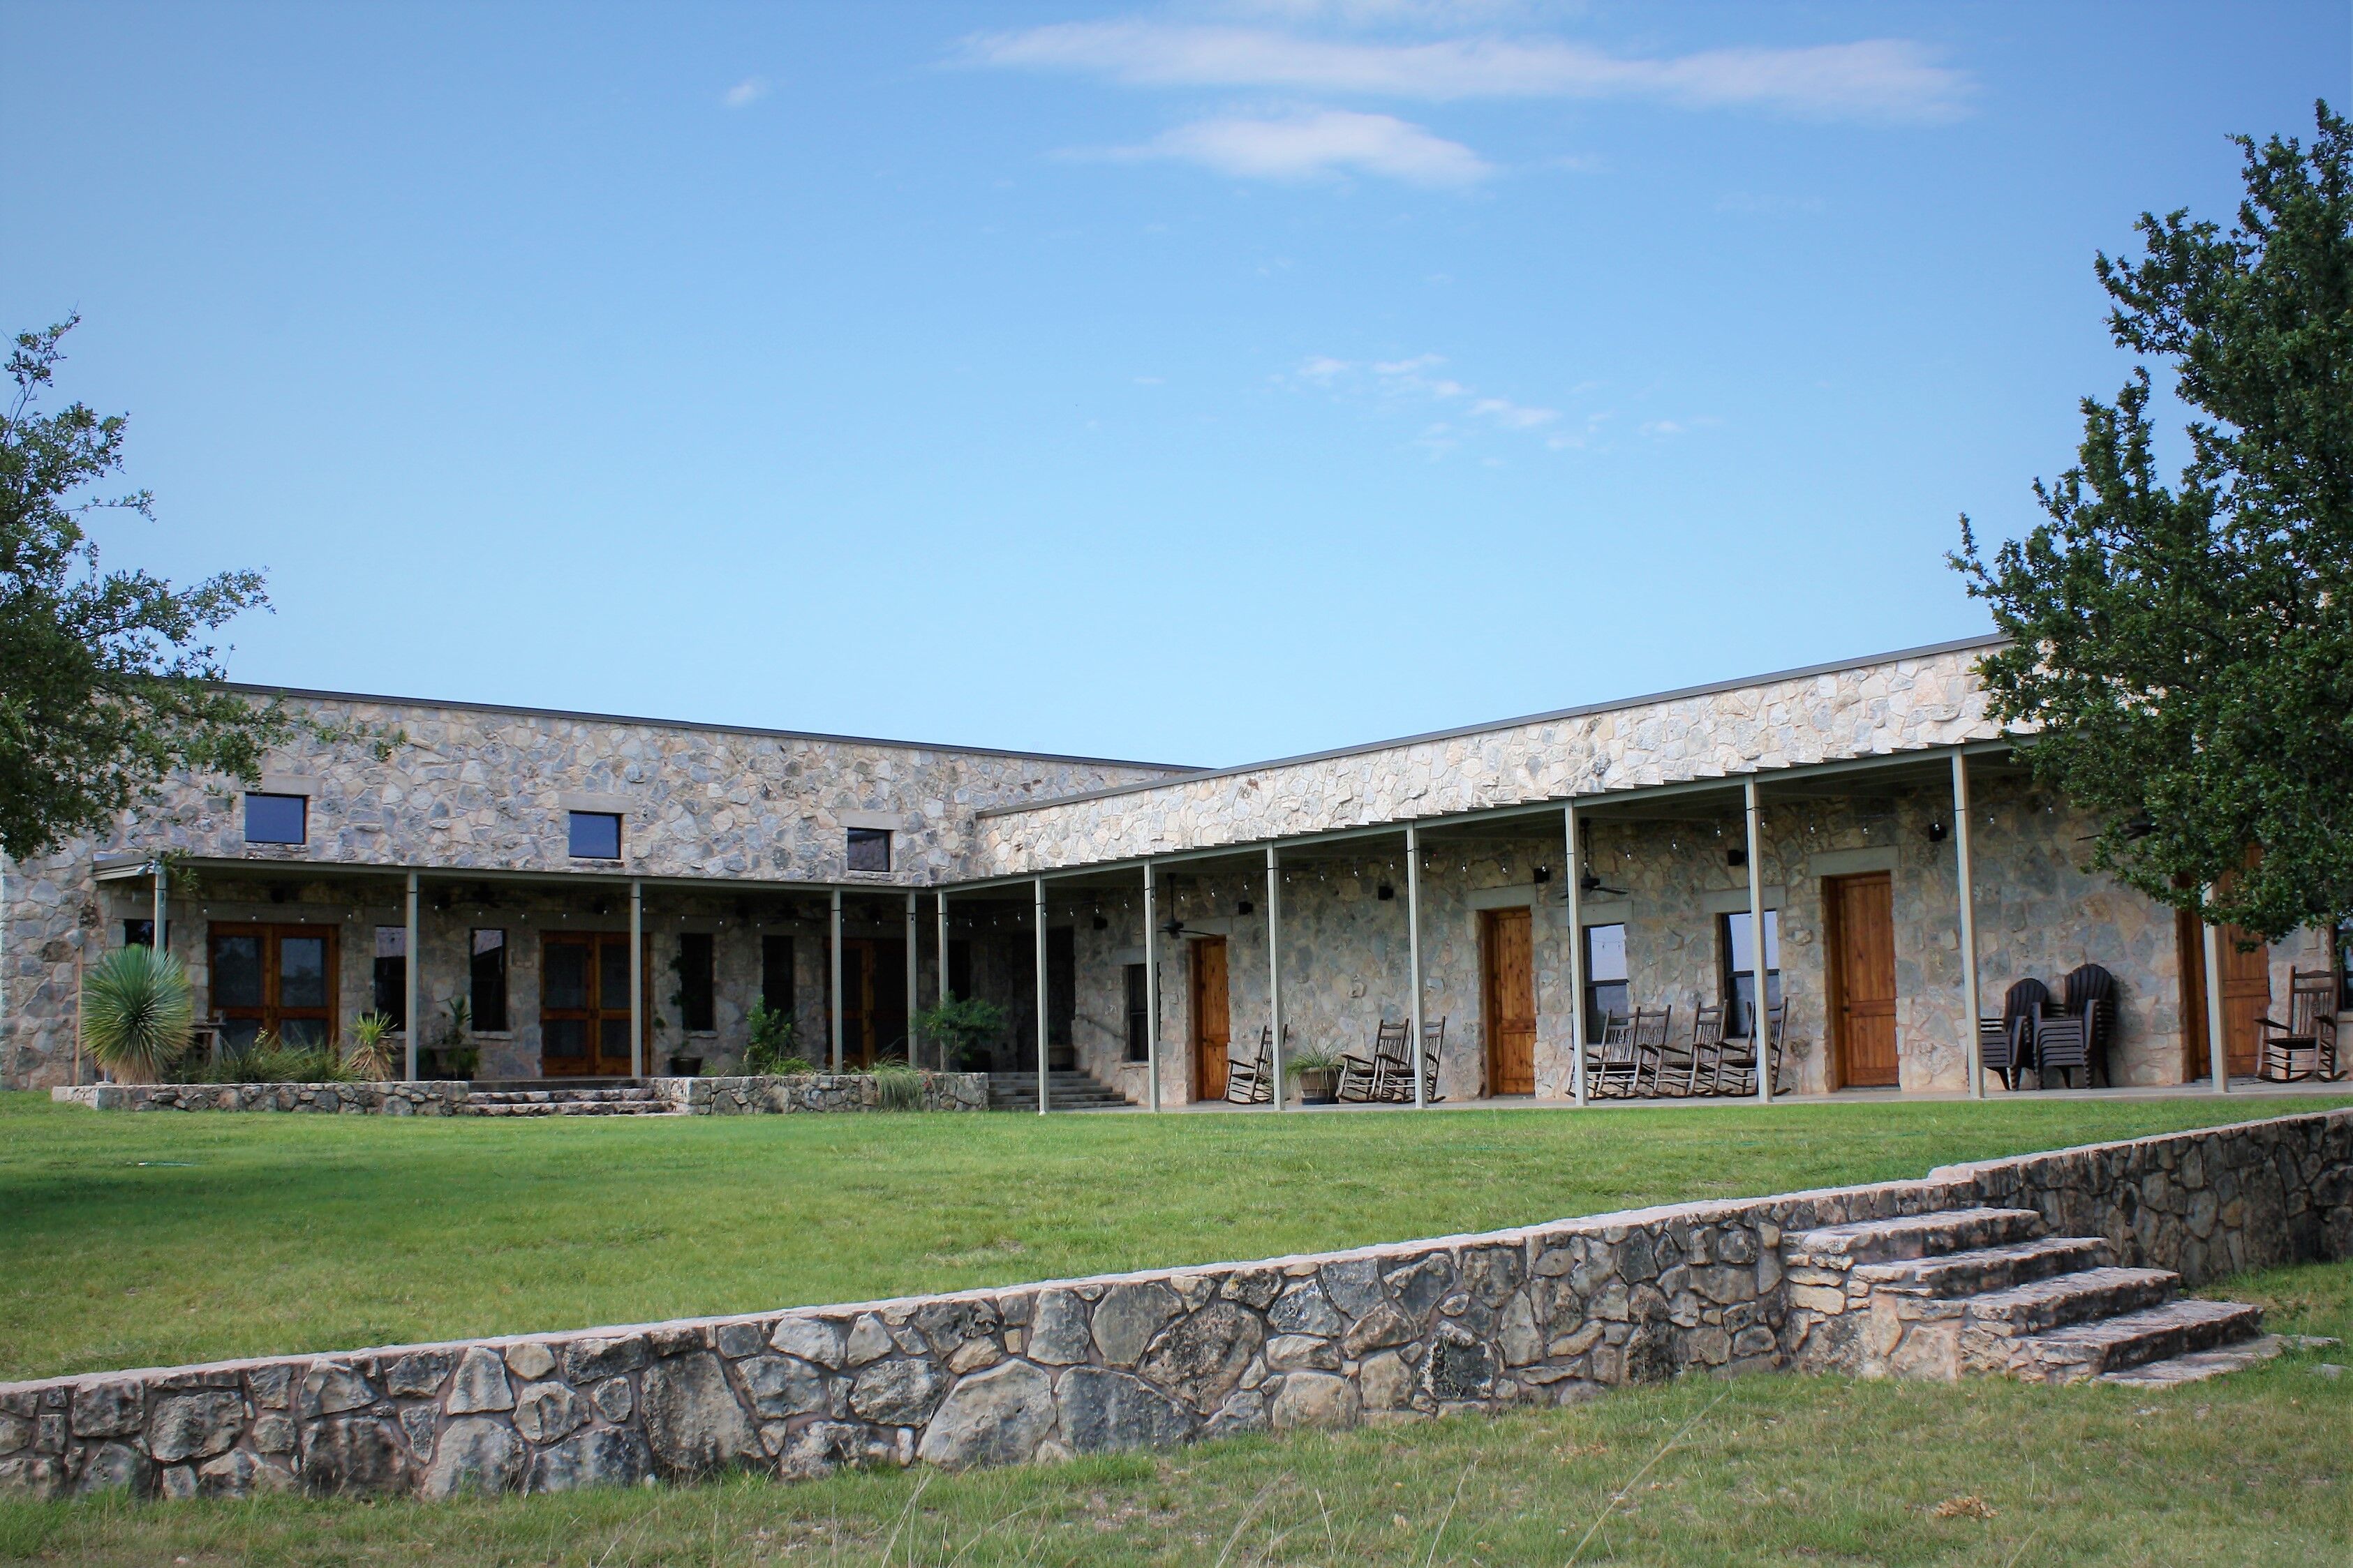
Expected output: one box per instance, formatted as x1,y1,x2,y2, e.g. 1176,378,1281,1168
1,637,2333,1098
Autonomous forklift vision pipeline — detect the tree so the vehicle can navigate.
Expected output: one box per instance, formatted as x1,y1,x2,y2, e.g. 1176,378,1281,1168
1954,101,2352,944
0,315,292,861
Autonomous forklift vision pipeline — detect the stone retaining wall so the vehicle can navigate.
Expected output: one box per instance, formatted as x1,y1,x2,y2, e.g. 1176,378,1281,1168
4,1109,2345,1502
47,1073,992,1117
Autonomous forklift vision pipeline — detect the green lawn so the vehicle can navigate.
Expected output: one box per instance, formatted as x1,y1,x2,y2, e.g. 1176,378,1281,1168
3,1257,2347,1565
3,1089,2347,1382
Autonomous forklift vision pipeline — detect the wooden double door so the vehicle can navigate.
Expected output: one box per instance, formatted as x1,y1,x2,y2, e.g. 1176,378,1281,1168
1826,873,1899,1088
1480,907,1537,1096
832,938,909,1068
209,923,339,1050
540,933,644,1077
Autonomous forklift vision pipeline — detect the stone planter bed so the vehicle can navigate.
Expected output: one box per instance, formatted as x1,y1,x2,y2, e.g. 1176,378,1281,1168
47,1073,990,1117
1,1109,2345,1503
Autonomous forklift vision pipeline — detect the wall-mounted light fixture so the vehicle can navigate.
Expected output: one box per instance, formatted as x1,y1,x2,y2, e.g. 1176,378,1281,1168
1927,821,1950,844
1376,883,1395,901
1532,866,1552,884
1726,849,1748,867
1237,900,1254,916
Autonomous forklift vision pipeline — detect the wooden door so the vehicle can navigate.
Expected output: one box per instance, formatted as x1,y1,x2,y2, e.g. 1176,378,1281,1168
2178,912,2269,1079
1480,907,1536,1096
540,933,640,1077
1190,937,1229,1101
1826,874,1899,1087
835,939,910,1066
208,923,339,1051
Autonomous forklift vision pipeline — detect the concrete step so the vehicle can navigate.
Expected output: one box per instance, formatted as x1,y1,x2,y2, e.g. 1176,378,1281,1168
2007,1297,2264,1384
1853,1235,2114,1299
1787,1208,2044,1268
985,1071,1131,1110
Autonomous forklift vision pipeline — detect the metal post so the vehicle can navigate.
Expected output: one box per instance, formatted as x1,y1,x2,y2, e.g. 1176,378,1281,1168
1744,775,1772,1104
1143,860,1161,1112
1034,878,1049,1115
1952,753,1985,1100
2202,911,2230,1094
905,892,919,1066
403,872,420,1081
935,892,951,1070
1266,846,1285,1111
1564,803,1587,1107
1406,823,1427,1110
829,890,844,1073
628,879,644,1080
151,858,167,958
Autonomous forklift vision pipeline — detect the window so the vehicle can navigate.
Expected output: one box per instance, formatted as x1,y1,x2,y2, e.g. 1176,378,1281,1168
1721,909,1783,1037
846,828,891,874
568,811,623,860
470,929,507,1032
761,934,795,1013
244,792,307,845
677,932,715,1033
2339,921,2352,1012
124,919,170,950
211,924,339,1050
1124,963,1152,1063
948,939,972,1001
1047,926,1076,1047
373,926,407,1029
1583,923,1628,1041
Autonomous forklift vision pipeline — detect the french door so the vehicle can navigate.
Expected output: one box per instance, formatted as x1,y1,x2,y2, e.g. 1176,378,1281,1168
540,933,643,1077
209,923,339,1051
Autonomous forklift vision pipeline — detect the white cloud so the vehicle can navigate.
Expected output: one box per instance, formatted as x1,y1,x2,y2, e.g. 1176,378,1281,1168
722,77,769,109
1289,352,1559,451
969,22,1969,123
1103,109,1490,186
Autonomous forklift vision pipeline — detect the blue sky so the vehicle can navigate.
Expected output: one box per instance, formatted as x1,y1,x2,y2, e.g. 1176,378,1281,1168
6,2,2345,767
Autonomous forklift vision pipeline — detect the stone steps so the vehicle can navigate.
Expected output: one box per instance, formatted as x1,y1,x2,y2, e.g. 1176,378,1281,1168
1853,1235,2114,1298
2099,1334,2292,1389
2006,1298,2266,1385
1787,1207,2045,1268
461,1087,678,1118
985,1071,1131,1111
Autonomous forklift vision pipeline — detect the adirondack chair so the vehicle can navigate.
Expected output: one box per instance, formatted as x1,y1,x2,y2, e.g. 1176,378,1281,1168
1224,1026,1275,1105
1586,1010,1639,1098
2259,969,2341,1082
1337,1020,1410,1103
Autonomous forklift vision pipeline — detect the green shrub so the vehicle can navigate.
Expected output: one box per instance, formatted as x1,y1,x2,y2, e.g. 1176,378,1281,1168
870,1060,926,1112
82,944,194,1082
346,1012,396,1080
915,994,1006,1070
195,1031,357,1085
743,1001,808,1075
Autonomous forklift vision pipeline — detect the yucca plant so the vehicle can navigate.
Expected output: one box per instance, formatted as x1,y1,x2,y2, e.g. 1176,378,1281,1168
346,1013,396,1080
82,944,195,1082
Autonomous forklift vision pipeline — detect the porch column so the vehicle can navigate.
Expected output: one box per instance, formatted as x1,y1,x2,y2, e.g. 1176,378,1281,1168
403,872,420,1081
1952,753,1985,1100
829,890,844,1073
629,880,644,1079
1266,845,1285,1111
2202,907,2230,1094
1406,822,1427,1110
150,858,168,959
935,892,951,1070
1034,877,1049,1115
1743,775,1772,1105
1143,860,1161,1112
905,892,919,1063
1564,802,1587,1107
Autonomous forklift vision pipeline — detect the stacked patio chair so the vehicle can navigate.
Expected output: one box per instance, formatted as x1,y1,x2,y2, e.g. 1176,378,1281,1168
1224,1026,1276,1105
2033,963,2117,1089
2259,969,2342,1082
1980,978,2052,1091
1337,1020,1412,1103
1626,1006,1676,1096
1716,999,1790,1097
1586,1010,1640,1098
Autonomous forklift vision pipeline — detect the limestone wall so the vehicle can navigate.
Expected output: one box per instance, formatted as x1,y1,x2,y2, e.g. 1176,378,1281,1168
972,645,2005,877
48,1073,991,1117
3,1110,2344,1502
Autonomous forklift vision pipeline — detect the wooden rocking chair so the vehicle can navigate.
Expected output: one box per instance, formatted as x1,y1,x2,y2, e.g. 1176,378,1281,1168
1585,1011,1639,1098
1337,1020,1410,1103
2259,969,2341,1083
1224,1026,1275,1104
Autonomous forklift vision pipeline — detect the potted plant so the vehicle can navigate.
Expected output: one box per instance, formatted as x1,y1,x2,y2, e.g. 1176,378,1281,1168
82,944,194,1083
1286,1047,1345,1106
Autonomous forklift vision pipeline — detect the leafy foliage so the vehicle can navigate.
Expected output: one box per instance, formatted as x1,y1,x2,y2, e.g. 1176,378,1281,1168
80,942,193,1082
916,994,1007,1069
742,1001,809,1075
192,1032,357,1086
1955,101,2353,940
346,1013,396,1082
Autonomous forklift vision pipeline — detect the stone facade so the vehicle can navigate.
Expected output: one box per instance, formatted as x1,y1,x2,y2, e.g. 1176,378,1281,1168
3,1110,2344,1502
48,1073,992,1117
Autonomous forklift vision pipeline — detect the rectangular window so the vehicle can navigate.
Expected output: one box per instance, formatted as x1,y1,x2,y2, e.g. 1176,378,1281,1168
761,934,795,1013
1721,909,1783,1037
470,929,508,1032
243,792,308,845
568,811,623,860
1583,923,1629,1042
373,926,407,1029
1047,926,1076,1047
948,939,972,1001
846,827,891,874
678,932,715,1033
1124,963,1151,1063
124,919,171,950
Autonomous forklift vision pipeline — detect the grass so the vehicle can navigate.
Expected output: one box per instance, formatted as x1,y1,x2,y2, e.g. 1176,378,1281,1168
3,1089,2348,1382
1,1257,2346,1565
